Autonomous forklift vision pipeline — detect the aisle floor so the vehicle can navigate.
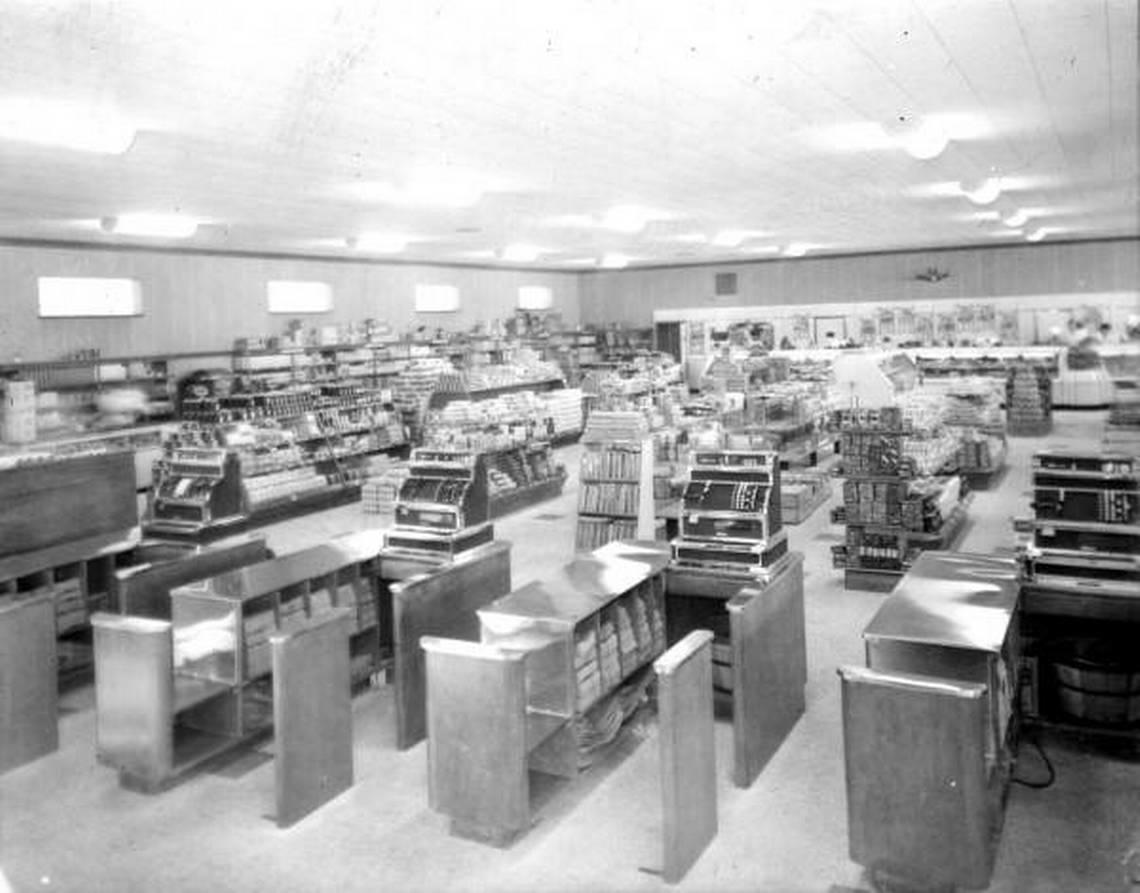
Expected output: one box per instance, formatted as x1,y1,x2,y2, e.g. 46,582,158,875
1,412,1137,893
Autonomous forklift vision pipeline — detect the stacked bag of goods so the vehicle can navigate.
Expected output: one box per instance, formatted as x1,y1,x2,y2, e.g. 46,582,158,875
575,625,601,710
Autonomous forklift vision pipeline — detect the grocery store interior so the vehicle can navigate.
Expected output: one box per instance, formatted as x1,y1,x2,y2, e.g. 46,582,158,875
1,3,1138,892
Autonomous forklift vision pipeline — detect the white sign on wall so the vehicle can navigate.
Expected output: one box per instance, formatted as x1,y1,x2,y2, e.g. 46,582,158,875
37,277,142,317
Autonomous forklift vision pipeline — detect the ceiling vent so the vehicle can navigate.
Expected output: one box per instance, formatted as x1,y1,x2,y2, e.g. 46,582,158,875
714,272,739,296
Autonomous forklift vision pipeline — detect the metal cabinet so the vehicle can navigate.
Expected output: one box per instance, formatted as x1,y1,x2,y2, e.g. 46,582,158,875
839,551,1020,891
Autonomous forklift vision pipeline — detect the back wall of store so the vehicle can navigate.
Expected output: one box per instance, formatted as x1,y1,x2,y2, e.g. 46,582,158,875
0,243,582,362
579,239,1140,326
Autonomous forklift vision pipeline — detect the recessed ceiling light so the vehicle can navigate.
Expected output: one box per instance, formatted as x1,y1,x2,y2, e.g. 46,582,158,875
1002,209,1029,227
103,213,198,238
501,243,541,263
353,232,409,253
961,177,1002,205
782,243,810,257
1025,228,1048,242
0,98,136,154
600,253,630,269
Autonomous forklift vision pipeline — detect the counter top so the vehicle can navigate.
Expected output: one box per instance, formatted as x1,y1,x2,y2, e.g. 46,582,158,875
862,551,1019,654
481,546,666,627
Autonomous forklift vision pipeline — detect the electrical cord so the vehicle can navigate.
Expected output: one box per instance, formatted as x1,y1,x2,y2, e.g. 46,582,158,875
1012,733,1056,789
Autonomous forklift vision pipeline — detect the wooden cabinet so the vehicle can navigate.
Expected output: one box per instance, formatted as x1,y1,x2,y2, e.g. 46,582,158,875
840,550,1020,891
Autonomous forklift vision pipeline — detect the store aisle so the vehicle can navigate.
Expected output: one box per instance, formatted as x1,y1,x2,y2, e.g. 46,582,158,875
0,416,1135,893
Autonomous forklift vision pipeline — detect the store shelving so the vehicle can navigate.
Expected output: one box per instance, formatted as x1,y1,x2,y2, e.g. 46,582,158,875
831,407,970,591
574,412,656,552
1017,450,1140,734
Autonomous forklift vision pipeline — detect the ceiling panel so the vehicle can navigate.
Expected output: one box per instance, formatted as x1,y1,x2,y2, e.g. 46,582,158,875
0,0,1135,267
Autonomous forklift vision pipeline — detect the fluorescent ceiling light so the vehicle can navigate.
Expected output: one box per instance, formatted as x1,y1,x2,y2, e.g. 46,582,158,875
600,253,630,269
743,244,781,254
988,229,1024,238
1002,209,1029,227
601,206,651,234
501,243,542,263
711,230,746,248
670,232,710,244
1025,228,1048,242
0,98,135,154
782,243,811,258
104,213,198,238
891,117,949,160
346,166,489,209
353,231,409,253
711,229,770,248
961,177,1002,205
541,213,597,229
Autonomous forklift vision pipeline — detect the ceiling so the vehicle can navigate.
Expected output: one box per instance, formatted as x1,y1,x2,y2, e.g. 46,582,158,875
0,0,1136,269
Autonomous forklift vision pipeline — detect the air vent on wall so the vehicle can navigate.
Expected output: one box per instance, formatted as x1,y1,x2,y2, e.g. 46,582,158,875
714,272,739,296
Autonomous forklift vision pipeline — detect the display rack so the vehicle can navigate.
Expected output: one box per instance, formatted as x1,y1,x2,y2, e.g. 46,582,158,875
670,450,788,580
422,545,669,844
1017,450,1139,733
1006,363,1053,435
831,407,969,592
574,412,656,551
147,386,406,537
779,470,833,524
91,531,387,790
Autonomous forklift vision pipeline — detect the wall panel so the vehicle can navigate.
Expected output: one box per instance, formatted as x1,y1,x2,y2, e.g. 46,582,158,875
0,245,580,361
579,240,1139,326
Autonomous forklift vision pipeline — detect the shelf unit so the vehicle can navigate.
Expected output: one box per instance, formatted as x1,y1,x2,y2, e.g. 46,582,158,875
1006,363,1053,435
831,408,969,591
483,441,567,518
574,412,656,552
0,356,177,435
147,387,407,537
1018,450,1140,731
91,531,387,790
422,545,669,844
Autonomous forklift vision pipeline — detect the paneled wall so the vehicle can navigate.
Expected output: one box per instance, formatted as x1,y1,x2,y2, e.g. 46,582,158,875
0,244,580,362
578,239,1140,326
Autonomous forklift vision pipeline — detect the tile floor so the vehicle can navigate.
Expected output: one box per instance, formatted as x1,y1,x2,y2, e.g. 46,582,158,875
0,412,1136,892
